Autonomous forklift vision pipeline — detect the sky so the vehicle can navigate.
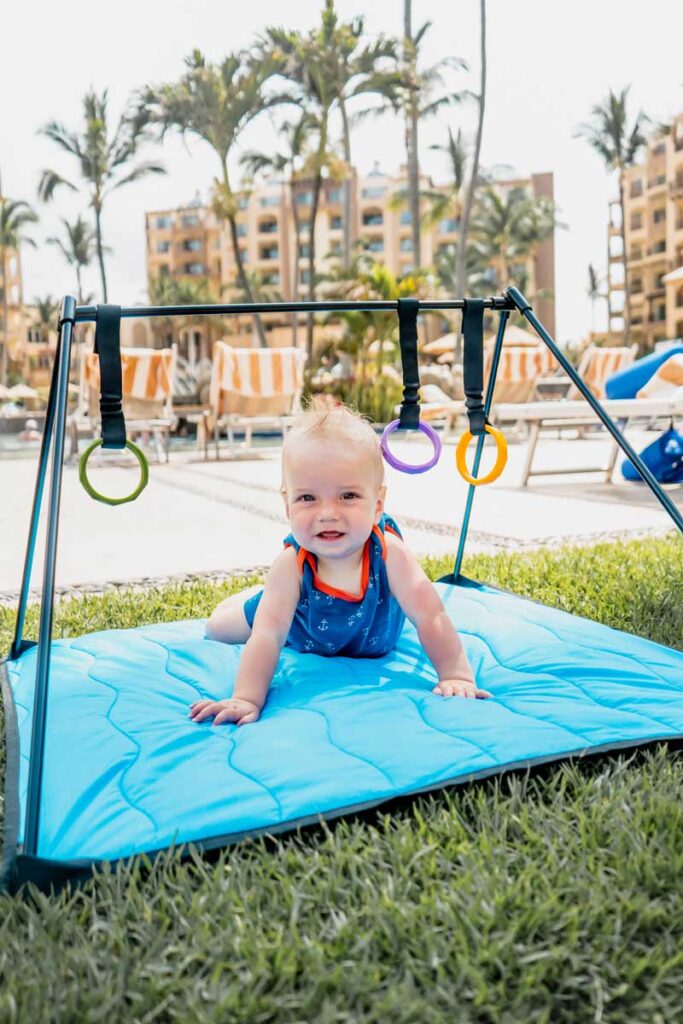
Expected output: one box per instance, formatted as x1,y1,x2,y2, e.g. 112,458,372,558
2,0,681,344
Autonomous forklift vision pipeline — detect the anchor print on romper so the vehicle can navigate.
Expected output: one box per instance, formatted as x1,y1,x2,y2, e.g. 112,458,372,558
318,618,329,632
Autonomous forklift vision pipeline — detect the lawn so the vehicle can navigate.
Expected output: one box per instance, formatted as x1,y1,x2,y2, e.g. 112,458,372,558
0,534,681,1023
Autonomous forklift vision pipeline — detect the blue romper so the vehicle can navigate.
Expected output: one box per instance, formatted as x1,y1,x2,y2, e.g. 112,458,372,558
243,514,406,657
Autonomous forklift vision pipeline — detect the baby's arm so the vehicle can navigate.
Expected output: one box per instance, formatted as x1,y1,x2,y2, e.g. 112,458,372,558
191,548,301,725
385,535,491,699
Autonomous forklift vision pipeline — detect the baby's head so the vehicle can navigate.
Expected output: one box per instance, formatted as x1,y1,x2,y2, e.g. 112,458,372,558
281,400,386,560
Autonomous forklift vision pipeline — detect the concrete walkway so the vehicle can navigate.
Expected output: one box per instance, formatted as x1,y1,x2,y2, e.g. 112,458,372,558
1,428,680,601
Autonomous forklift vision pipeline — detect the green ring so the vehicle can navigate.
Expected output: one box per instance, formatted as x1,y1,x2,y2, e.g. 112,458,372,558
78,439,150,506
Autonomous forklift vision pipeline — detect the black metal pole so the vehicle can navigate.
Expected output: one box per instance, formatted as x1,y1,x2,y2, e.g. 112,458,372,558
73,295,515,323
24,296,76,857
505,286,683,534
452,310,510,579
10,323,64,660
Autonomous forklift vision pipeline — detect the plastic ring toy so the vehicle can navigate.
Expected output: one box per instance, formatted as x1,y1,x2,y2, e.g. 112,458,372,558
455,425,508,486
380,420,442,474
78,439,149,506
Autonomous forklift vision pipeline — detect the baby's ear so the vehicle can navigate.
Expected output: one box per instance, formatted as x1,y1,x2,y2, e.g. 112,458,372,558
375,484,387,521
280,486,290,516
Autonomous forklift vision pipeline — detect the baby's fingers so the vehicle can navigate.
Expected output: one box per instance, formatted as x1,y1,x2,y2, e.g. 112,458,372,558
189,701,222,722
475,688,493,699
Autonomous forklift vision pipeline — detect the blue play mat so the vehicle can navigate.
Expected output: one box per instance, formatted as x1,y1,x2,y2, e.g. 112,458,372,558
3,580,683,875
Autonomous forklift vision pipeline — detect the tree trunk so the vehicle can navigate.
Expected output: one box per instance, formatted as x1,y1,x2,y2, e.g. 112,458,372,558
1,249,8,386
618,170,631,345
404,0,421,267
93,202,108,303
76,264,83,305
340,101,353,268
455,0,486,359
227,213,267,348
289,179,302,348
306,124,328,367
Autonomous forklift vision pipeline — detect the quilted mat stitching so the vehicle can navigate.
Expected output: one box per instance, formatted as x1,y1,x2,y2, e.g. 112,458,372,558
70,640,160,839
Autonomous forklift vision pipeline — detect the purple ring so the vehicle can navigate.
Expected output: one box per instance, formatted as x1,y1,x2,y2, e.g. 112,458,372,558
380,419,443,474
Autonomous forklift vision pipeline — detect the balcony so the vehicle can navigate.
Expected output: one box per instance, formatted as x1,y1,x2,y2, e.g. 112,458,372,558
258,220,278,234
670,177,683,198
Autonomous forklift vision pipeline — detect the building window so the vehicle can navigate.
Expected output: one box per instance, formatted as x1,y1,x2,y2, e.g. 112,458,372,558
329,215,342,230
181,238,202,252
328,241,342,255
631,278,643,293
328,188,342,203
652,240,666,254
361,186,387,199
400,211,412,225
259,219,278,234
238,196,249,210
155,216,172,229
156,241,170,253
236,223,247,237
184,262,205,275
630,214,643,230
260,245,279,261
629,180,643,198
400,238,413,252
300,269,311,285
362,211,383,226
630,246,642,260
262,272,280,286
181,214,200,228
439,218,458,234
298,243,310,258
653,208,666,224
159,264,170,276
260,195,280,208
654,272,665,289
238,250,248,264
296,192,313,206
365,239,384,253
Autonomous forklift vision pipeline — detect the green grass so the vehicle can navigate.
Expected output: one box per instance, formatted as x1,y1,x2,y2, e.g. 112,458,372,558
0,535,682,1023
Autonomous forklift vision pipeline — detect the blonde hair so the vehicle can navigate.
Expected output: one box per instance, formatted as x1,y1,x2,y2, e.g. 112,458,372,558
282,398,384,488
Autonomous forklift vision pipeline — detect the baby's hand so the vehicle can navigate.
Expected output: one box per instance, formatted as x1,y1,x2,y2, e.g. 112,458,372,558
432,679,492,699
189,697,261,726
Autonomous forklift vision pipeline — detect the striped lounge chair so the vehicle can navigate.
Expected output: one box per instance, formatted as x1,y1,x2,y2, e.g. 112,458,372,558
207,343,306,460
76,346,177,462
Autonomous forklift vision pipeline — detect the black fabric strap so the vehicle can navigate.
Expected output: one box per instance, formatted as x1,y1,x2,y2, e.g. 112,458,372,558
397,298,421,430
462,298,487,436
94,305,126,449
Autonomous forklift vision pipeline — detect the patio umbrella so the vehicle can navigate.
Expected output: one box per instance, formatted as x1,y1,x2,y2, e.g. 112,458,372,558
7,383,40,400
367,339,396,355
423,332,458,357
485,324,542,348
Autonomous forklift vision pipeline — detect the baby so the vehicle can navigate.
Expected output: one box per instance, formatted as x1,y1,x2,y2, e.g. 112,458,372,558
190,401,491,727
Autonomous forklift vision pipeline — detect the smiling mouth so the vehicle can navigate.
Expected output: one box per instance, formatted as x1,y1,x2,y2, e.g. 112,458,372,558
317,531,344,540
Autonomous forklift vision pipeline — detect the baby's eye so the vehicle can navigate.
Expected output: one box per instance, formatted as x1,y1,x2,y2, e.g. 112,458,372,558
296,494,316,502
341,492,360,500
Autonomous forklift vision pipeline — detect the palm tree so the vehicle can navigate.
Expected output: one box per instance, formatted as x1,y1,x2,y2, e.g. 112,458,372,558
456,0,487,310
576,87,649,344
31,295,60,343
241,113,315,345
148,271,215,350
320,1,398,267
468,185,558,288
397,6,467,266
0,196,38,385
587,263,607,333
46,215,97,303
143,50,293,349
261,18,340,362
38,89,164,302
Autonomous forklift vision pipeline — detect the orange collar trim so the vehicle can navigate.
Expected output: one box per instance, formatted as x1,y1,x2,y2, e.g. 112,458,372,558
284,523,394,603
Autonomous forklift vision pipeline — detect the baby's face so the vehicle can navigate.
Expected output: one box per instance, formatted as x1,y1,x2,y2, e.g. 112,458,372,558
282,437,385,561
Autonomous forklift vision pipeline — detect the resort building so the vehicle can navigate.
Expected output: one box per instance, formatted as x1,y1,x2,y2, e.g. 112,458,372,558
0,245,26,377
145,166,556,360
607,111,683,348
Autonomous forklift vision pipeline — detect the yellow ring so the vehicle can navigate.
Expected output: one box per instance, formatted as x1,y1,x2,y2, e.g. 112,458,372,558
455,424,508,486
